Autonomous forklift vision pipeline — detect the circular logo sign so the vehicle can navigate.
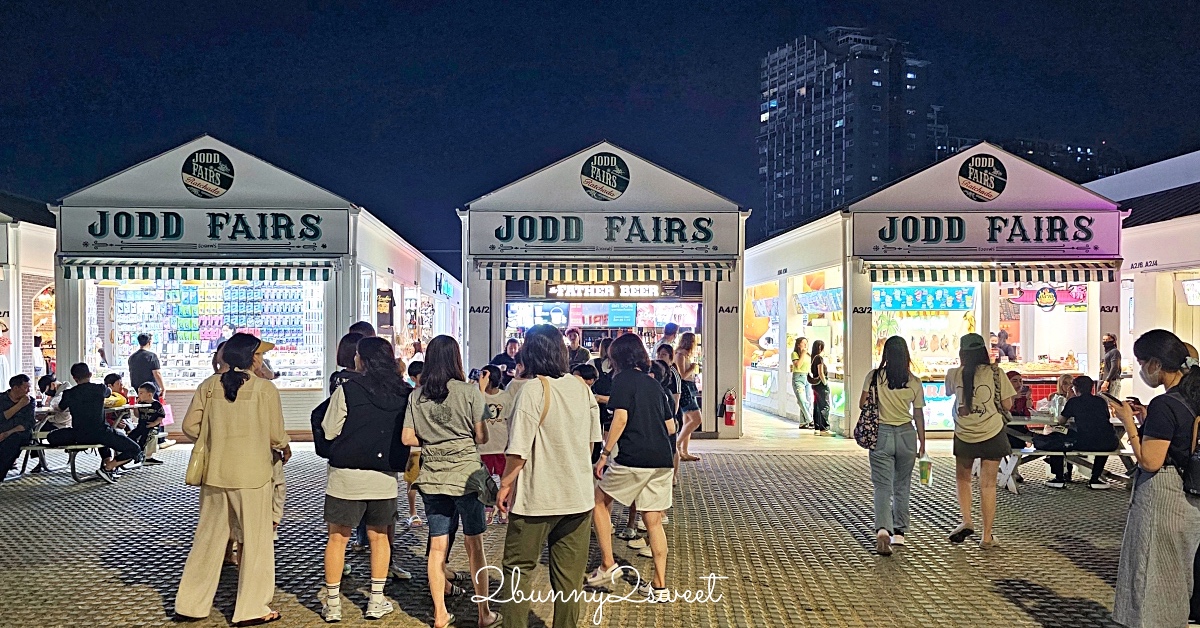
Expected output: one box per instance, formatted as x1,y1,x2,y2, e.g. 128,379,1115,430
958,153,1007,202
581,152,629,201
1034,286,1058,311
182,149,235,199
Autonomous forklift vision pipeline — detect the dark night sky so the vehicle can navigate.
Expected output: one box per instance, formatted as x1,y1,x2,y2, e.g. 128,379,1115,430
2,1,1198,277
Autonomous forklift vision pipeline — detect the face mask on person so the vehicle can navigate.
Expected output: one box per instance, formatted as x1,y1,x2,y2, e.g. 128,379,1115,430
1103,341,1117,352
1139,362,1163,388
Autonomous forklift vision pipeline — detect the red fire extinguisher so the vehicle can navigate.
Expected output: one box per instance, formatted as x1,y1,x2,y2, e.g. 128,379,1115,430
722,389,737,426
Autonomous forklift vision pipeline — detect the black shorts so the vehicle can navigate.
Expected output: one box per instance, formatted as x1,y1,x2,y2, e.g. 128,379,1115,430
324,495,397,528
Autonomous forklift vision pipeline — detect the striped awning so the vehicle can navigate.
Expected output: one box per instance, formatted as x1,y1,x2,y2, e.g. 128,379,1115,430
476,260,736,282
60,258,338,282
864,260,1121,283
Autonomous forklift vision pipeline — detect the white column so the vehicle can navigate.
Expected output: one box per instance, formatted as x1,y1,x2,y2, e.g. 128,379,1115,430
843,258,873,438
1,225,17,376
713,274,743,438
462,259,494,370
1097,279,1121,373
55,273,84,377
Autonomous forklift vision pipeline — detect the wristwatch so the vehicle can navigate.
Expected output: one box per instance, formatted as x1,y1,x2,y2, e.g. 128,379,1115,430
601,448,613,457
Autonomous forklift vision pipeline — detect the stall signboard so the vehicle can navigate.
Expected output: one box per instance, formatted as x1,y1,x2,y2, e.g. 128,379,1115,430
59,207,351,257
634,302,698,328
852,210,1121,260
609,303,637,326
507,302,568,328
872,286,976,312
794,288,843,314
548,283,662,299
467,211,740,258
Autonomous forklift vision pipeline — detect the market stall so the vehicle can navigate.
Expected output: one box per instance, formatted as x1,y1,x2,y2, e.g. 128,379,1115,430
52,135,455,430
459,141,749,437
0,191,57,383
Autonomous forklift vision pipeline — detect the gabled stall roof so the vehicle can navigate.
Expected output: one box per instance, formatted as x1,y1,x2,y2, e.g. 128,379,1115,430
1085,147,1200,202
848,142,1119,212
465,141,744,214
1117,181,1200,228
0,190,54,227
59,135,357,210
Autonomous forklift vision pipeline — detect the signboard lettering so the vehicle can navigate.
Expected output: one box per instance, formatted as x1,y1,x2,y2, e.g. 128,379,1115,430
1129,260,1157,269
958,154,1007,202
471,211,737,257
182,149,235,199
853,210,1120,260
547,284,662,299
581,152,629,201
1100,305,1119,313
718,305,738,314
469,306,491,314
852,306,873,314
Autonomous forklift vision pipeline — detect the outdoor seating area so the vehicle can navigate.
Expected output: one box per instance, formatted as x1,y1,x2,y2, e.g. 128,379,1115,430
999,413,1136,494
13,404,153,484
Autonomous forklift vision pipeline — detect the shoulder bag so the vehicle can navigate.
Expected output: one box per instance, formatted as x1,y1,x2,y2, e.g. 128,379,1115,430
184,384,213,487
854,370,881,450
1164,391,1200,495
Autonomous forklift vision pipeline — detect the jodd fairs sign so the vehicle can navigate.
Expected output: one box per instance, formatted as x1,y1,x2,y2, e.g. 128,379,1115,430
468,211,740,258
851,210,1122,260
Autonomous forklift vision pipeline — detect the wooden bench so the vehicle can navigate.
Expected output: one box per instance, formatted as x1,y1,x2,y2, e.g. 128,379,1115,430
997,448,1134,494
19,440,103,483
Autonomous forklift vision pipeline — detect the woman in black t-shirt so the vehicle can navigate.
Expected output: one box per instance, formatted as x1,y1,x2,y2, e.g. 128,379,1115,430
809,340,831,434
1110,330,1200,627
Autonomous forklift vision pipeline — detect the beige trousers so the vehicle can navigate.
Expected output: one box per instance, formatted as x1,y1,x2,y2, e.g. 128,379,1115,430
175,481,275,623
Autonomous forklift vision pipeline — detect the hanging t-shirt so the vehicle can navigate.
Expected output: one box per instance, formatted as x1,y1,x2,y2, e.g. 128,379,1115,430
863,369,926,426
608,369,675,469
946,364,1016,443
478,389,513,456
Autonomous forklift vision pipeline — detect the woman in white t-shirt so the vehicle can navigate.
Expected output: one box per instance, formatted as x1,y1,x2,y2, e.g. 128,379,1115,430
944,333,1015,550
496,324,601,627
858,336,926,557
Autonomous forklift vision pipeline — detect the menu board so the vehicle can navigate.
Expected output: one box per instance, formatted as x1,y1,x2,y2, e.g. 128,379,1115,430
635,302,699,328
507,302,569,328
873,286,976,312
794,288,843,314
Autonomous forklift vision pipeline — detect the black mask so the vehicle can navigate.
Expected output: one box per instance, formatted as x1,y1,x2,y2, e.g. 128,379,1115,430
1103,341,1116,352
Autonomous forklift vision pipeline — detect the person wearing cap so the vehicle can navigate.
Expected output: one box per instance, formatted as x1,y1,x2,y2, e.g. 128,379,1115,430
944,333,1015,550
655,322,679,355
252,340,278,381
175,333,290,626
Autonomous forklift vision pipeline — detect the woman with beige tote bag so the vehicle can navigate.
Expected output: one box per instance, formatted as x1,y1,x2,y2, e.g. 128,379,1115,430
174,333,291,627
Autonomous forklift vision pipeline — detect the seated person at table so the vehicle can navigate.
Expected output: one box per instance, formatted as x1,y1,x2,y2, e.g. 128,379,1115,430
0,374,36,478
103,373,129,409
1042,376,1121,490
128,383,166,466
59,363,141,484
1006,371,1033,450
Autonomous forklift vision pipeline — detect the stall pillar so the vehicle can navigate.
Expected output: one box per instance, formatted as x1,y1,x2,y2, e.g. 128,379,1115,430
1090,278,1123,385
1,226,15,376
844,259,874,438
462,263,494,370
53,271,83,377
713,276,743,438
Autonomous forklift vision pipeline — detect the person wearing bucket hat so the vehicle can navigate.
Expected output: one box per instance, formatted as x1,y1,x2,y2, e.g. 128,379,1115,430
944,332,1015,550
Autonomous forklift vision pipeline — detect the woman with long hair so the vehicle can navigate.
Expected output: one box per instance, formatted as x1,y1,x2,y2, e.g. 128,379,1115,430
590,337,615,462
858,336,926,556
790,337,813,428
1110,329,1200,627
410,340,425,363
945,333,1014,549
401,335,498,628
496,324,600,628
674,332,703,461
175,333,290,626
329,332,364,394
318,337,413,621
809,340,831,435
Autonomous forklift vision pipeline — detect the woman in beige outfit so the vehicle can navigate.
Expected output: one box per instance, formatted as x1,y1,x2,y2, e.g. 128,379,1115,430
175,333,291,626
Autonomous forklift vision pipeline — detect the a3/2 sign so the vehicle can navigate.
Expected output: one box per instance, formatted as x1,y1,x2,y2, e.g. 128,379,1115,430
852,306,873,314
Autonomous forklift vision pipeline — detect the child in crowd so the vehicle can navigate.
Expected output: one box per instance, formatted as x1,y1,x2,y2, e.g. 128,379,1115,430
128,383,166,465
477,365,511,524
404,361,424,527
103,373,129,408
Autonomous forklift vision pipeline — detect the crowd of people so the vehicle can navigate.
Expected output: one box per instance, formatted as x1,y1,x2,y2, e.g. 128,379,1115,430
170,320,695,627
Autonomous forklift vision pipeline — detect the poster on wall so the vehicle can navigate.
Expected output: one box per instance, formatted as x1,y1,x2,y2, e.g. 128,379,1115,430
743,282,780,396
376,289,395,328
507,302,568,328
872,286,976,312
794,288,843,314
634,303,698,328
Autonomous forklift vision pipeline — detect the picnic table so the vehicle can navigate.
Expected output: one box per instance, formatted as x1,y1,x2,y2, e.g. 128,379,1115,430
18,403,152,482
997,412,1136,494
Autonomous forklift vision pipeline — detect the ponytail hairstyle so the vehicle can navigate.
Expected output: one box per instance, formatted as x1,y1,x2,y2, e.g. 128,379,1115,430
1134,329,1200,410
219,333,260,402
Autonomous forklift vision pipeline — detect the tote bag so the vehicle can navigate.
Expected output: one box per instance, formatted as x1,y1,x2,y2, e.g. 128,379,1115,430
184,385,213,487
854,372,881,449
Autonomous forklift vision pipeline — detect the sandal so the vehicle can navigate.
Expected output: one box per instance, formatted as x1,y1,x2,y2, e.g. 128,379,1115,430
234,611,281,627
447,570,472,584
480,611,503,628
680,454,701,462
407,515,424,528
948,525,975,544
444,583,466,597
980,535,1002,550
434,612,455,628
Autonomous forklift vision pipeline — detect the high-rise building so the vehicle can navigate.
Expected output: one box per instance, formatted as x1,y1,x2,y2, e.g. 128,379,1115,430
757,27,933,239
935,136,1125,183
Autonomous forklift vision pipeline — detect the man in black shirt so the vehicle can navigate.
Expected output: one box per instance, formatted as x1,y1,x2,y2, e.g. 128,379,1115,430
60,363,140,483
0,374,35,479
489,338,520,386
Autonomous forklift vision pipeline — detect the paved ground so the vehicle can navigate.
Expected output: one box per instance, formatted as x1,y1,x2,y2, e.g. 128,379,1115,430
1,412,1127,627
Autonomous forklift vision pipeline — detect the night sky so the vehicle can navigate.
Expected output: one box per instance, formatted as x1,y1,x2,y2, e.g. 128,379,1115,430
2,1,1198,277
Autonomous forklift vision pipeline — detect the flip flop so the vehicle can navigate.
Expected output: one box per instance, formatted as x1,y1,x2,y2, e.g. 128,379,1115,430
481,611,503,628
233,611,281,627
433,612,455,628
447,570,472,583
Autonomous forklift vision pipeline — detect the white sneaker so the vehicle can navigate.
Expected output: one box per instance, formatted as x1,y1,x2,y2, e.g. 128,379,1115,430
365,598,394,619
123,461,143,470
585,563,622,587
891,533,906,546
388,564,412,580
615,527,638,540
1089,481,1111,490
637,546,653,558
160,439,177,449
636,518,646,532
637,582,670,602
321,600,342,623
1047,479,1066,489
627,537,648,549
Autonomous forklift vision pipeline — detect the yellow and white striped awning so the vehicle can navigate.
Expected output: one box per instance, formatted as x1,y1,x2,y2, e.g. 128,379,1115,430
476,260,736,282
60,258,338,282
864,260,1121,284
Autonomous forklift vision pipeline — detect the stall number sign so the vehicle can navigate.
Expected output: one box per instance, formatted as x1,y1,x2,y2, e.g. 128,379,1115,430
59,207,351,256
852,210,1121,260
468,211,739,257
548,284,661,299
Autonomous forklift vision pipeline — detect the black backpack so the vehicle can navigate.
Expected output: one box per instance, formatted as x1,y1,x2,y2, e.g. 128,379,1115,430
311,397,333,459
46,427,79,447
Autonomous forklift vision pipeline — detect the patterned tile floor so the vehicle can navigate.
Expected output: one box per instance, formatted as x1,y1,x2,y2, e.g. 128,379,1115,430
0,413,1126,627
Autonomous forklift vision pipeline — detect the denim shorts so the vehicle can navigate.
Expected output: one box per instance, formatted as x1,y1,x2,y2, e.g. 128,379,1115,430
421,492,486,537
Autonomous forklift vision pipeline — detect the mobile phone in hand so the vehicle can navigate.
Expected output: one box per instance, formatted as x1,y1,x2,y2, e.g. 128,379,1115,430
1100,391,1123,405
1125,396,1143,407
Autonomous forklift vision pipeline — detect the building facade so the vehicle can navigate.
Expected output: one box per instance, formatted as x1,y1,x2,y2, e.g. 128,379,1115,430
758,27,932,238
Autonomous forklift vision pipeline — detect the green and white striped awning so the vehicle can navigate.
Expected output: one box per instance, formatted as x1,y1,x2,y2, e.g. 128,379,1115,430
865,261,1121,284
61,258,337,282
476,260,736,282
